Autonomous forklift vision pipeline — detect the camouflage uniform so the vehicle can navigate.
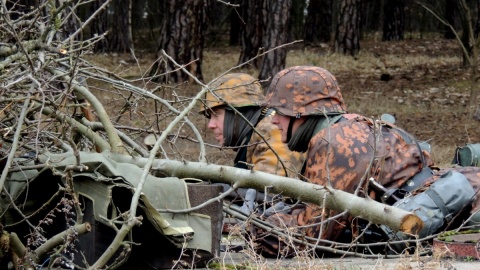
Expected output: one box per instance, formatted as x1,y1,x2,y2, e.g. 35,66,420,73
258,66,480,257
199,73,305,177
247,115,305,176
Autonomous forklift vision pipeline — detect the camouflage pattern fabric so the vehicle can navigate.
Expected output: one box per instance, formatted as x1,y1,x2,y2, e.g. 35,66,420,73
254,115,480,257
254,114,436,257
199,73,265,115
254,65,480,257
247,114,305,177
263,66,347,117
300,115,435,242
199,73,306,175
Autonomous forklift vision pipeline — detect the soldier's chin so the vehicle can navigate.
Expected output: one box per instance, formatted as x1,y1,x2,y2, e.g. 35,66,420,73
214,135,223,144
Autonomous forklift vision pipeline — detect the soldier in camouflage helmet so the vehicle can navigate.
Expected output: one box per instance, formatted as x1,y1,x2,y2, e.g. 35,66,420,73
199,73,305,177
256,66,480,257
199,73,306,216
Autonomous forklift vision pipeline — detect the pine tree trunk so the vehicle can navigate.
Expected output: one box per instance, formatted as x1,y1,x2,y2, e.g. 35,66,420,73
444,0,457,39
108,0,134,52
382,0,404,41
90,0,109,52
475,0,480,38
334,0,363,56
229,0,242,46
152,0,208,83
458,0,474,67
290,0,306,41
258,0,292,90
304,0,333,45
237,0,267,68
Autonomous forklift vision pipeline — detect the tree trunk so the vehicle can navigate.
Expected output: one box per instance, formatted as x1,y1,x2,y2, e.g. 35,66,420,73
237,0,267,68
258,0,292,90
151,0,208,83
290,0,306,41
304,0,333,45
363,0,382,34
108,0,134,53
334,0,363,56
382,0,404,41
475,0,480,38
90,0,109,52
444,0,457,39
458,0,475,67
229,0,242,46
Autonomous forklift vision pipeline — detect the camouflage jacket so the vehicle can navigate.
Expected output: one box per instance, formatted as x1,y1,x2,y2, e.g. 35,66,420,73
245,114,305,178
301,115,434,241
255,115,480,257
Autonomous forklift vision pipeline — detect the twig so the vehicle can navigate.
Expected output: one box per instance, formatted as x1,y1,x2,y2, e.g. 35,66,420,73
0,87,31,191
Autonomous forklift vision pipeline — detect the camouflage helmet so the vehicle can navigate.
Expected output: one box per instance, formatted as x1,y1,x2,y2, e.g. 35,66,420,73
199,73,265,115
263,66,347,117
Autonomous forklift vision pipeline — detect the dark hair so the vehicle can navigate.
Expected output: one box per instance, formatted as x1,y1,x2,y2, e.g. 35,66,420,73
223,106,263,148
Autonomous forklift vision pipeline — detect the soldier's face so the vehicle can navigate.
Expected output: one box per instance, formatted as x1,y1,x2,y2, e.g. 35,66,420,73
207,107,225,144
271,113,305,143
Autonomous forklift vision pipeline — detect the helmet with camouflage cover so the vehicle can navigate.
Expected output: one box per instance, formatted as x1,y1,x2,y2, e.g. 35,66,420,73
199,73,265,115
263,66,347,117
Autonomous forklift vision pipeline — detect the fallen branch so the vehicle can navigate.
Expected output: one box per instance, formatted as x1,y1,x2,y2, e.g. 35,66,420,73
106,152,423,234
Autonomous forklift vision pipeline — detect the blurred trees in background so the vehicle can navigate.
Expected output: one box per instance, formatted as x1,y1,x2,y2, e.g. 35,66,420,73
2,1,480,268
334,0,364,56
149,0,208,83
304,0,333,45
383,0,405,41
6,0,480,86
236,0,266,69
258,0,292,87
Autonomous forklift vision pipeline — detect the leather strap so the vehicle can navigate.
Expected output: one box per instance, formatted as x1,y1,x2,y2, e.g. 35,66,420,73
425,187,451,221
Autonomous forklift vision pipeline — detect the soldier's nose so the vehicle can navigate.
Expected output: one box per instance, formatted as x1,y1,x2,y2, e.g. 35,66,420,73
207,119,216,129
271,114,280,124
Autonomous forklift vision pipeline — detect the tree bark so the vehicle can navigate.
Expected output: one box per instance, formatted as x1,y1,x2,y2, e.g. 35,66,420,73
151,0,208,83
363,0,382,33
258,0,292,90
334,0,363,56
106,153,424,235
229,0,242,46
290,0,306,41
457,0,475,67
237,0,267,68
108,0,134,52
304,0,333,45
444,0,457,39
90,0,109,52
382,0,404,41
475,0,480,38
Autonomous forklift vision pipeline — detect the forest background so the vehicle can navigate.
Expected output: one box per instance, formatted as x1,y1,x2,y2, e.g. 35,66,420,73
72,0,480,166
2,0,480,269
